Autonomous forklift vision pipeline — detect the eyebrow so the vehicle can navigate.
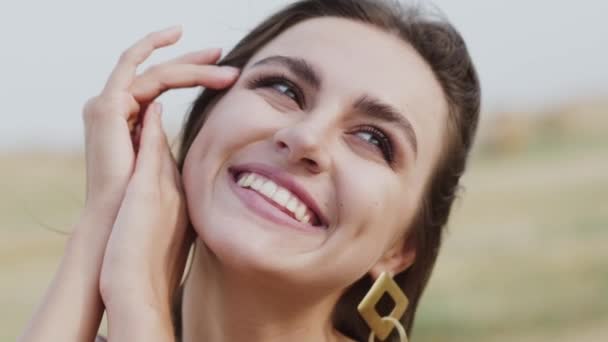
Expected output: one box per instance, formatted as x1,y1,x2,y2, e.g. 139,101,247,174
251,55,321,91
250,55,418,157
354,95,418,157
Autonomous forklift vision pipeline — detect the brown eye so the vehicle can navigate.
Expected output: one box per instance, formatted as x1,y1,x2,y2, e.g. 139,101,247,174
354,126,394,163
247,74,304,108
270,81,298,102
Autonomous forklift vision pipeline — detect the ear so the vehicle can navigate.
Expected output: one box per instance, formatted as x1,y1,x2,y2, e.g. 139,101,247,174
369,234,416,280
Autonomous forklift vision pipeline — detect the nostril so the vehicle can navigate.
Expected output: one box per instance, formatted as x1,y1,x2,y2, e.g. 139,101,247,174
276,140,288,149
303,158,317,169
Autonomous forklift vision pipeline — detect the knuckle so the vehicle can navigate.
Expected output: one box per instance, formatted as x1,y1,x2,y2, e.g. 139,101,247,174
82,96,103,120
144,64,166,78
118,50,131,63
82,96,98,114
82,94,131,122
119,48,138,64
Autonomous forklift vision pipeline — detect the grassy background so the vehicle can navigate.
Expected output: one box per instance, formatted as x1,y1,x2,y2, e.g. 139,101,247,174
1,104,607,341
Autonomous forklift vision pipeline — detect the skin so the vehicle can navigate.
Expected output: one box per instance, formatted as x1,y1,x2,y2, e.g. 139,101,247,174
181,17,448,342
19,26,240,342
20,16,448,342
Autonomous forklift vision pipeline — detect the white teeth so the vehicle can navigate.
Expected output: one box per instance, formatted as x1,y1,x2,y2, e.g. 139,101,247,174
294,202,307,221
272,187,291,206
285,197,299,212
250,177,264,191
235,171,317,225
243,173,254,187
260,181,278,197
302,213,311,225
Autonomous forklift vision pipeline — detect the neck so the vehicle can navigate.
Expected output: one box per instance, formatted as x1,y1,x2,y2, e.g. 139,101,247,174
181,241,352,342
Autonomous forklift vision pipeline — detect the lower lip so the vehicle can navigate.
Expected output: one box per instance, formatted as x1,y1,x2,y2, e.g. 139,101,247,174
227,171,324,233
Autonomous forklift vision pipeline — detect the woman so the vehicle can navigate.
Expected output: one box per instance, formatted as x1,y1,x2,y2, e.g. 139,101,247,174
20,0,480,341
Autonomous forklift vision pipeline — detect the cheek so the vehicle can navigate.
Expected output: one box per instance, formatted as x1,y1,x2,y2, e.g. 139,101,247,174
336,162,417,245
336,164,396,236
201,89,285,148
181,89,284,234
313,169,406,285
183,89,273,171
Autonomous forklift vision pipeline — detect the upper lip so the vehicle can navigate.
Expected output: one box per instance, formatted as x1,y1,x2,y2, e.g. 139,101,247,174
229,163,328,227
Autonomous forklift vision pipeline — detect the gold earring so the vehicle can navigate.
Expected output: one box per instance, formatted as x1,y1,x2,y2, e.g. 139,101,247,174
357,272,409,342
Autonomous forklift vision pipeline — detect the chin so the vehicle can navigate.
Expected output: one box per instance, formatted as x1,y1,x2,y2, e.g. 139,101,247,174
190,202,322,277
189,207,367,294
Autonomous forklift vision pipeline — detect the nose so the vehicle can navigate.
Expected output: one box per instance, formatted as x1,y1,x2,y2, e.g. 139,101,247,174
272,119,331,174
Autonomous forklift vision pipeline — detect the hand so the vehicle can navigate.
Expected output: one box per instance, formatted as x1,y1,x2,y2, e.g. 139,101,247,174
81,25,238,220
99,102,193,334
80,24,238,300
18,26,239,342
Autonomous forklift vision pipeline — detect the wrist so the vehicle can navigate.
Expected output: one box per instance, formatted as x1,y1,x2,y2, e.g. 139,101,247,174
106,296,175,341
101,279,172,314
63,204,120,280
82,191,125,224
68,209,114,252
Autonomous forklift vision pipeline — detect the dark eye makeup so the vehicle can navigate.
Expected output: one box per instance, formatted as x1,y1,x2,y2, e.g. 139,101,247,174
246,73,306,108
246,72,396,165
353,126,395,164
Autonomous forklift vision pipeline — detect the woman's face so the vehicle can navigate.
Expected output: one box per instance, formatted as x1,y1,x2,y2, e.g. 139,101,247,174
182,17,448,289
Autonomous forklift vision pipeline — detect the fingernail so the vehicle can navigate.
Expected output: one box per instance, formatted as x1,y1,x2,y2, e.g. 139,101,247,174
220,66,240,78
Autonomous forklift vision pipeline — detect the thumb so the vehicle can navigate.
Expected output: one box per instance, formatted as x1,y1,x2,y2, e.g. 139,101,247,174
134,102,164,181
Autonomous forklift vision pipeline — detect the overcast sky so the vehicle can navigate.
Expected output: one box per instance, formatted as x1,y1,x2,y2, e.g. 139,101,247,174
1,0,606,150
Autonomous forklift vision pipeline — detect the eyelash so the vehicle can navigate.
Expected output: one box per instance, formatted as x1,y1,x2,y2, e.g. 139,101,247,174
246,73,395,165
246,73,305,108
354,126,395,164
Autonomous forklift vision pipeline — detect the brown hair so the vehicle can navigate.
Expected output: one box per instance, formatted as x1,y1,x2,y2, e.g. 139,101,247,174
174,0,480,340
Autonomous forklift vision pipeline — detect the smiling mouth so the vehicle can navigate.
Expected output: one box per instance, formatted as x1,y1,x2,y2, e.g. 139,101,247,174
228,168,325,229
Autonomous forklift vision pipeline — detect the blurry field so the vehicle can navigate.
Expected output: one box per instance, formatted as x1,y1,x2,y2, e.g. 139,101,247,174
1,106,607,341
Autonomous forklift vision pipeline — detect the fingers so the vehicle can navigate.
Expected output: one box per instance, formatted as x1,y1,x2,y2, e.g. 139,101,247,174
102,26,239,113
83,93,140,125
165,47,222,65
160,131,182,193
97,27,239,172
104,25,183,93
133,102,181,190
134,102,164,182
129,64,240,103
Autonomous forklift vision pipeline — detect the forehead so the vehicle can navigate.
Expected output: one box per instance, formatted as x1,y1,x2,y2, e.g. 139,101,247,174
244,17,447,155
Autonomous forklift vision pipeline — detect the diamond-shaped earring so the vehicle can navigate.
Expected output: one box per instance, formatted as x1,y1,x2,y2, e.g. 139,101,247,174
357,272,409,342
